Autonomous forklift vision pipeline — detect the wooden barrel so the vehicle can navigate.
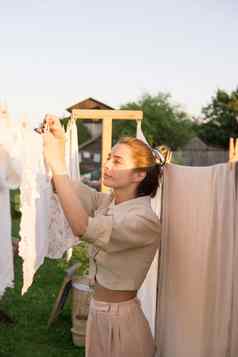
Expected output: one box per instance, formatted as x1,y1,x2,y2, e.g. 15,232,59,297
71,276,93,346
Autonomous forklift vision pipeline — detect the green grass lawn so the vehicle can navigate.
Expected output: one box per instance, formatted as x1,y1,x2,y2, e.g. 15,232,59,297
0,234,88,357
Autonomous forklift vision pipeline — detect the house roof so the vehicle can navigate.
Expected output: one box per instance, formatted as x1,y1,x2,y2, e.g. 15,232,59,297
67,97,114,113
183,136,225,151
183,137,208,151
78,134,102,150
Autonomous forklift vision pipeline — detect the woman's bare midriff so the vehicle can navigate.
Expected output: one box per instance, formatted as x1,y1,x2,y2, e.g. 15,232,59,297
94,281,137,303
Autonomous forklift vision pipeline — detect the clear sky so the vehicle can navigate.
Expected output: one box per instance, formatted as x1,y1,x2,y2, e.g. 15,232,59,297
1,0,237,126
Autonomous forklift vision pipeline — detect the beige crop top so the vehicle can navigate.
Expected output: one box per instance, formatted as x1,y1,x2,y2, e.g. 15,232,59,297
72,181,161,291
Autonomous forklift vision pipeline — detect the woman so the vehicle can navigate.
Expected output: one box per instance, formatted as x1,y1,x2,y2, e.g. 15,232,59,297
42,115,162,357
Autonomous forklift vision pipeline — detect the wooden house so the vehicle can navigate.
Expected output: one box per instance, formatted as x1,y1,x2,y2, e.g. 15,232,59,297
66,98,114,179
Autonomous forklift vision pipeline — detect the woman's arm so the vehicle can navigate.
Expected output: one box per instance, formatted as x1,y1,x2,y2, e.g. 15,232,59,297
42,115,89,236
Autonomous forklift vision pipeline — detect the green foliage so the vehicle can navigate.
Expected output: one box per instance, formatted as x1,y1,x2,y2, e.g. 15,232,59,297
10,189,21,221
197,88,238,149
60,117,91,146
112,93,195,150
60,117,69,130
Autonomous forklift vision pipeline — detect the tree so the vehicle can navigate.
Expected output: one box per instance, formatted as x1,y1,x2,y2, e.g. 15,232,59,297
112,93,195,150
196,88,238,149
60,117,91,146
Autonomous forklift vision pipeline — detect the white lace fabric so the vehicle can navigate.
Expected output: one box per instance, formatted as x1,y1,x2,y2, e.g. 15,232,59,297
47,193,79,259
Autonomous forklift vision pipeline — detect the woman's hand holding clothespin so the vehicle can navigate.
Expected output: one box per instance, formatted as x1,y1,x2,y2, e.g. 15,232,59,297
42,114,67,176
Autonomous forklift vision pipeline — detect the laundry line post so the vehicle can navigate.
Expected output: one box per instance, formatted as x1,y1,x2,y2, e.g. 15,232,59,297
71,109,143,192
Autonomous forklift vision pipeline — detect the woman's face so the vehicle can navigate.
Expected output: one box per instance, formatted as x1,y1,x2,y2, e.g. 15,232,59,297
103,143,144,189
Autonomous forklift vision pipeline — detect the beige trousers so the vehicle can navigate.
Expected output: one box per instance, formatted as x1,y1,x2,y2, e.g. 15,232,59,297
86,297,155,357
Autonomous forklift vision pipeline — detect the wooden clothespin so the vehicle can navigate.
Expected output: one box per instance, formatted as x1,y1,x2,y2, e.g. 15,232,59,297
158,145,173,164
229,137,238,169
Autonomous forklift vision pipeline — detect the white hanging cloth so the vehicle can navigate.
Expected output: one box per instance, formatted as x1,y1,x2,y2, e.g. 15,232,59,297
0,121,23,297
136,120,161,337
17,124,78,294
65,118,80,179
0,120,79,295
18,119,80,293
0,154,14,297
47,117,80,260
64,117,81,261
18,125,52,294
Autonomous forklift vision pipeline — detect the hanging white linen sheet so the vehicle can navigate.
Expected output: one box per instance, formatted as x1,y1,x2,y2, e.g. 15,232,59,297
137,120,161,337
0,150,16,297
63,118,81,261
156,163,236,357
17,126,52,294
0,124,23,297
65,118,80,179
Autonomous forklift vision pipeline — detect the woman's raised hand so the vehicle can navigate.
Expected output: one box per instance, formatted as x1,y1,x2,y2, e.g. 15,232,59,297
43,114,65,140
42,114,67,175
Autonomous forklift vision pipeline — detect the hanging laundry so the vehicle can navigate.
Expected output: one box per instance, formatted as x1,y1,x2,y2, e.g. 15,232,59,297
136,120,161,337
0,120,79,294
18,125,52,294
156,163,236,357
65,118,80,179
48,118,80,261
18,124,78,294
0,122,22,297
0,150,15,297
